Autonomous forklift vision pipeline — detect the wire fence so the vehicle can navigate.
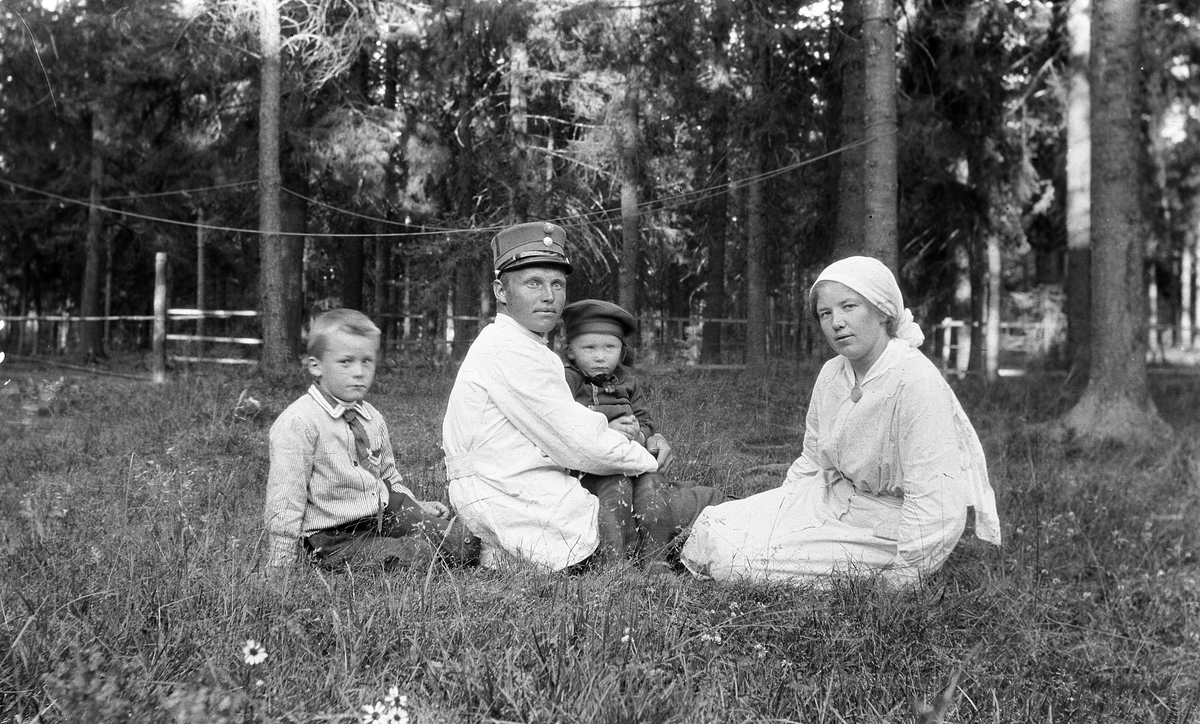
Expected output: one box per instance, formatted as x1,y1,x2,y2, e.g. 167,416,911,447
21,298,1200,380
0,309,1082,374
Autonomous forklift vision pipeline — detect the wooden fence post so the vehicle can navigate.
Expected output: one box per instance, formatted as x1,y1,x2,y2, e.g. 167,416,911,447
196,211,206,357
152,252,168,384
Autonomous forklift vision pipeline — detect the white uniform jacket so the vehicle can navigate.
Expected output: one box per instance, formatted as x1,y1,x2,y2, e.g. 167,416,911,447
442,313,658,570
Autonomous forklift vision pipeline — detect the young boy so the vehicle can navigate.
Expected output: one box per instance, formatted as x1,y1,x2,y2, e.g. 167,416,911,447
263,309,478,581
562,299,724,571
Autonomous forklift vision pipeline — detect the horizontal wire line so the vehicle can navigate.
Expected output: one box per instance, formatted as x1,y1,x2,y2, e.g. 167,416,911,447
0,132,889,239
0,179,256,204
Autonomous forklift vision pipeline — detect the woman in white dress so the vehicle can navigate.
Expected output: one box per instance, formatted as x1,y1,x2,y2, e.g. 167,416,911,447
681,256,1002,585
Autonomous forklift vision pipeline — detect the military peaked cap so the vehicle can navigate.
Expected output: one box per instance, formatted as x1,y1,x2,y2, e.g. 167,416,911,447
491,221,573,276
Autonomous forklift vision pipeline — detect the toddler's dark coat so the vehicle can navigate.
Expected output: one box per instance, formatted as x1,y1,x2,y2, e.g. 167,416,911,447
564,362,656,445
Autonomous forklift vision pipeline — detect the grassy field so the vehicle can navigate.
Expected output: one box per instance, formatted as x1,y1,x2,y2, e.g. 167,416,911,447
2,358,1199,723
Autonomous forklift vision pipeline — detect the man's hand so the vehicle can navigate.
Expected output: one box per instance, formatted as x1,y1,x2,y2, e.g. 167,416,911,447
420,500,451,519
646,433,674,473
608,414,641,441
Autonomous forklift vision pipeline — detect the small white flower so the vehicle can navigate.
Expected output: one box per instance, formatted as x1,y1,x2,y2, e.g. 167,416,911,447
382,707,409,724
620,627,631,644
383,686,407,708
242,639,268,666
361,702,387,723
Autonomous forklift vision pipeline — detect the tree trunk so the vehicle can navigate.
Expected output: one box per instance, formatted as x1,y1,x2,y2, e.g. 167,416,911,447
985,233,1001,381
103,228,112,349
400,251,411,340
1061,0,1167,442
384,41,398,110
1065,0,1092,372
835,0,866,257
196,210,207,356
745,138,768,370
380,41,399,356
861,0,898,270
968,237,984,373
1148,268,1162,362
1182,235,1194,348
256,0,291,373
374,236,390,357
342,224,364,310
339,49,371,311
81,108,105,360
700,96,730,364
280,179,306,360
479,256,493,321
700,6,732,364
618,77,640,314
508,39,531,222
511,39,530,220
451,263,474,359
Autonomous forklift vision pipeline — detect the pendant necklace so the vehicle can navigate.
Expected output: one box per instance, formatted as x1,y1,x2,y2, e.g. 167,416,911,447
850,373,862,403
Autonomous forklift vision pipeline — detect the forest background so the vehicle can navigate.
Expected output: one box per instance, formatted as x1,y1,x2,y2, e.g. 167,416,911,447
5,0,1199,384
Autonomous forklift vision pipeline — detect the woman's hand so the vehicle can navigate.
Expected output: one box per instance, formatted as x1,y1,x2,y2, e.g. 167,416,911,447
608,414,641,441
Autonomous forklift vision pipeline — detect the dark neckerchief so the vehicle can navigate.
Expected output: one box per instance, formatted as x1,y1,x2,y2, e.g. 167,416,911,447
582,370,619,388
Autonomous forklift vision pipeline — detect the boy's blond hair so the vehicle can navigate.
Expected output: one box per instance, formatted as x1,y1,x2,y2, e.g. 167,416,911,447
306,309,381,358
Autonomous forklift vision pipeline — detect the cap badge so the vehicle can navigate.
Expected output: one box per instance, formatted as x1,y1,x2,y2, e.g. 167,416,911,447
543,237,554,246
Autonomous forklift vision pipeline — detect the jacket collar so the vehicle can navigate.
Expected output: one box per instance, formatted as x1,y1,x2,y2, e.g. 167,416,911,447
307,384,373,421
838,337,907,389
495,311,551,344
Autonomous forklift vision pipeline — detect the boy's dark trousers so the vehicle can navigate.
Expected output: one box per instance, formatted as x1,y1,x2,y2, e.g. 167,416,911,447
581,471,725,566
304,488,480,570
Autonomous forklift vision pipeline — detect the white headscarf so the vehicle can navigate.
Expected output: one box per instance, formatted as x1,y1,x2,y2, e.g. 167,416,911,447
812,256,925,348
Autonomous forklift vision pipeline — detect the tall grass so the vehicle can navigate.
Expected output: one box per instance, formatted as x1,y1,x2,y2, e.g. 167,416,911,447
2,362,1198,723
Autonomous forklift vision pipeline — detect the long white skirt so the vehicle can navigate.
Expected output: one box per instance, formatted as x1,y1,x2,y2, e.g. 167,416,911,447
680,478,905,583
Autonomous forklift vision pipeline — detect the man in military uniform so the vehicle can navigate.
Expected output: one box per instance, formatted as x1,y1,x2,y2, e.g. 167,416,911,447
441,221,668,571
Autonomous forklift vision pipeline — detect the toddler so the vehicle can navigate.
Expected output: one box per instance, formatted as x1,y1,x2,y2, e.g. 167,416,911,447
562,299,723,571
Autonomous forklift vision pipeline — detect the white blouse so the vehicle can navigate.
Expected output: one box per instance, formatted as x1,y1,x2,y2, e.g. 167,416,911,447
682,339,1000,585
